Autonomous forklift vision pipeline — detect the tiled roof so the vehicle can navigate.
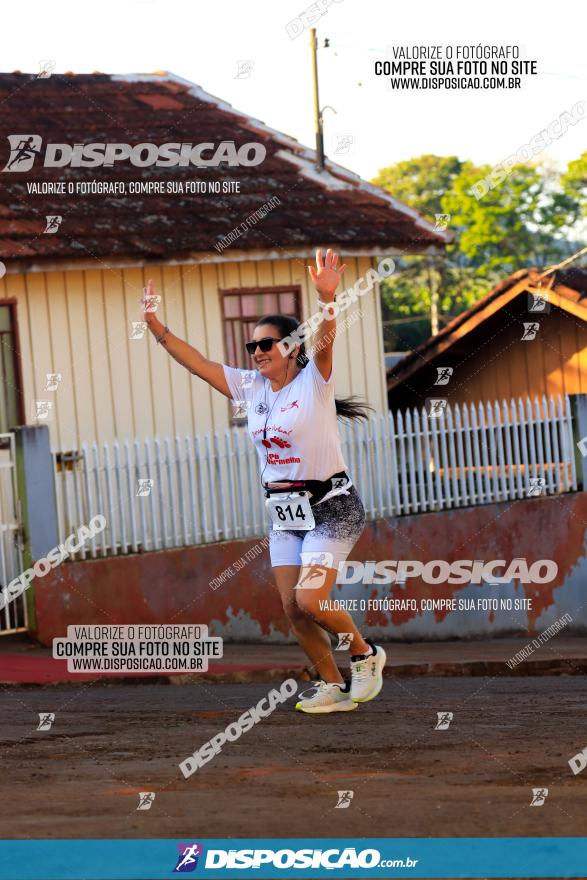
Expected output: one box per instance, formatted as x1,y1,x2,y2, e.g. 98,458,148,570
386,266,587,391
0,71,451,265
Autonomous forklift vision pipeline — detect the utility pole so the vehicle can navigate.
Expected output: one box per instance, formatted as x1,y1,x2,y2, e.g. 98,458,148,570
310,28,325,169
428,259,439,336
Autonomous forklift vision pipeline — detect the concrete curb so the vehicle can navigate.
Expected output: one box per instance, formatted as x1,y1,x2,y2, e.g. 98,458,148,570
4,656,587,686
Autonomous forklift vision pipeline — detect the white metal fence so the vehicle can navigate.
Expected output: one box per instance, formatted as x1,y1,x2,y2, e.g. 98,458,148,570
52,394,577,559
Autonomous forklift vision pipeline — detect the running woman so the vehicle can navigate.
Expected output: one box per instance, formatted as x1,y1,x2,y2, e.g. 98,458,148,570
142,248,386,714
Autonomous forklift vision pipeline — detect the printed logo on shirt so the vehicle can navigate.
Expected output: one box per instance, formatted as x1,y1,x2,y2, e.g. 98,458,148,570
252,425,292,438
255,402,270,414
280,400,299,412
267,454,302,465
262,436,292,449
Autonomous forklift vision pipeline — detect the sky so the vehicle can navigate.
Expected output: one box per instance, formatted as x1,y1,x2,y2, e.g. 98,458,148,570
3,0,586,181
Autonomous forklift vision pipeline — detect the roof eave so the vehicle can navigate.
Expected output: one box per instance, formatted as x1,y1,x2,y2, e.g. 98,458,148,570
387,267,587,393
386,270,532,392
2,242,448,275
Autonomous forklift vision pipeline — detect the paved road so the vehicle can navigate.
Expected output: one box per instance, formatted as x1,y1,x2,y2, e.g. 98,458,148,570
1,676,586,841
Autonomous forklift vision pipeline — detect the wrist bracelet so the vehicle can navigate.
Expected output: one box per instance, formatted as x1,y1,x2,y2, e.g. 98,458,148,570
317,297,336,310
156,325,170,344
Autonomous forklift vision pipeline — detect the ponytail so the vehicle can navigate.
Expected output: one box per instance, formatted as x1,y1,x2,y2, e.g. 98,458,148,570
334,396,374,422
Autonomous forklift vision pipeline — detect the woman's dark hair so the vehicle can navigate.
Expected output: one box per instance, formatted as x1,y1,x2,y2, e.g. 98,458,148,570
254,314,373,422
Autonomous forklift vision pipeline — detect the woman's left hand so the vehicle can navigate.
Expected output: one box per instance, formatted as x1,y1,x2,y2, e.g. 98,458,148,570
308,248,347,300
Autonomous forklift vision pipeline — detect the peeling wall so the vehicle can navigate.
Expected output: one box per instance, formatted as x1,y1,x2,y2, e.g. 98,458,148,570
31,493,587,645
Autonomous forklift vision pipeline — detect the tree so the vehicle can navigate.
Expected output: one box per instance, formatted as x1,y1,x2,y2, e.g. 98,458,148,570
562,151,587,214
372,155,582,352
442,161,580,272
371,154,464,219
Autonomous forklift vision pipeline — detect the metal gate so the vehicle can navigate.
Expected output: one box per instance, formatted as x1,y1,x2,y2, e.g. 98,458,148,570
0,432,26,634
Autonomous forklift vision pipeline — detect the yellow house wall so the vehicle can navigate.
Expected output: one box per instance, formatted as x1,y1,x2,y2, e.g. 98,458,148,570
0,255,387,450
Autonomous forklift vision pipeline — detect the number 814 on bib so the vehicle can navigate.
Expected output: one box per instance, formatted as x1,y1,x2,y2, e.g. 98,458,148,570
266,492,316,531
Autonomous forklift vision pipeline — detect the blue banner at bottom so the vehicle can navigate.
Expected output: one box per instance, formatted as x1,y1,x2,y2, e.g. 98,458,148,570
0,838,586,879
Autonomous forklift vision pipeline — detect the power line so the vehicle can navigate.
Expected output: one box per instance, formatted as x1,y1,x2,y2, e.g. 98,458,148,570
537,244,587,280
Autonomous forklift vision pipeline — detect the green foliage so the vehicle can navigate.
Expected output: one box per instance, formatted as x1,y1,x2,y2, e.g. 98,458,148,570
371,154,464,218
562,151,587,210
373,154,583,350
442,161,579,271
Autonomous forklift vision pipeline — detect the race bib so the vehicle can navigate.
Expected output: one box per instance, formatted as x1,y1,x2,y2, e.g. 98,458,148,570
266,492,315,531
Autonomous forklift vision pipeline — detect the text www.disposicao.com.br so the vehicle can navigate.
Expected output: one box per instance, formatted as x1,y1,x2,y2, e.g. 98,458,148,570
70,657,202,671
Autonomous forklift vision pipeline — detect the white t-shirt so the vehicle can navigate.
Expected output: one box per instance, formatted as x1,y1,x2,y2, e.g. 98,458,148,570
223,359,350,499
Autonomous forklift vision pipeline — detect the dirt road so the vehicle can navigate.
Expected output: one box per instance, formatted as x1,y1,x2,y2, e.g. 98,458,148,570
1,675,586,840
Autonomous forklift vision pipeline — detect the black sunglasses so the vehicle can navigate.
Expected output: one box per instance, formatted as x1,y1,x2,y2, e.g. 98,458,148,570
245,336,283,356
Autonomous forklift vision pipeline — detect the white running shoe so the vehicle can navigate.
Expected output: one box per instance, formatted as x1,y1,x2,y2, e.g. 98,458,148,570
295,680,358,714
350,640,386,702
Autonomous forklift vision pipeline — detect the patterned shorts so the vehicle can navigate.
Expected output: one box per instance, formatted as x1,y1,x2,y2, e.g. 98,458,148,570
268,484,366,569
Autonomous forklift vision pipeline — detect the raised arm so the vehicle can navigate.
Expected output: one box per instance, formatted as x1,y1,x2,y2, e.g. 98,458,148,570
308,248,347,381
141,279,231,398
